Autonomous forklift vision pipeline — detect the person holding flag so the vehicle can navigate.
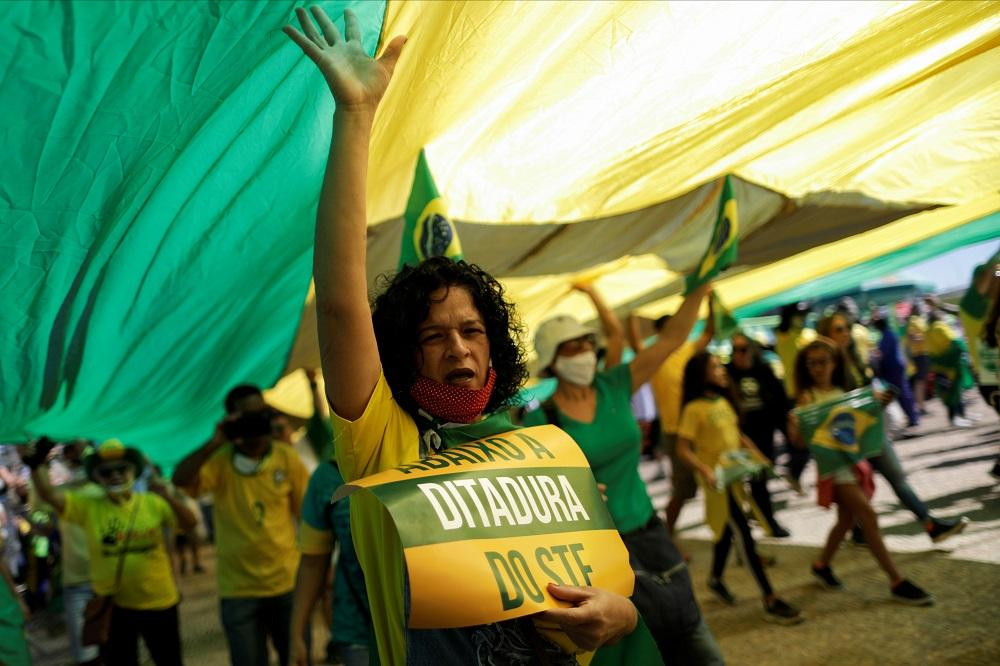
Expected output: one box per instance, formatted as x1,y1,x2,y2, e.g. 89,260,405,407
818,313,968,544
283,7,647,664
684,176,738,294
788,338,933,606
676,352,802,625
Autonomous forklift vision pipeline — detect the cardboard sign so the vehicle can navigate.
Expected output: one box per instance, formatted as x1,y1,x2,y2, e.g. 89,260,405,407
333,425,634,628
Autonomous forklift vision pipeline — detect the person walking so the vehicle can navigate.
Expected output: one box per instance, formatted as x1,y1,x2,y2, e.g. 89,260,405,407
726,333,791,537
818,314,968,543
677,353,802,625
27,439,196,665
788,339,933,606
172,385,309,666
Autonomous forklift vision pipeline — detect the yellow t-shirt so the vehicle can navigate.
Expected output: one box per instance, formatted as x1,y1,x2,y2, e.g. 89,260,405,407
677,397,741,469
677,397,750,542
650,341,697,435
925,320,957,358
775,328,816,398
60,491,178,610
332,373,419,666
906,316,927,356
186,442,308,598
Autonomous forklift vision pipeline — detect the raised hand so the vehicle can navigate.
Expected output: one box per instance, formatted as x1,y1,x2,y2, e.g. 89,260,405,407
283,6,406,112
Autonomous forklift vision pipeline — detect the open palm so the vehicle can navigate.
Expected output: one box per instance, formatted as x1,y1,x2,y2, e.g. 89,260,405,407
283,6,405,110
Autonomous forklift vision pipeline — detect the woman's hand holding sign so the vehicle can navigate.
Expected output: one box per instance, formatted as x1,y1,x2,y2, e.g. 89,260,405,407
539,583,639,651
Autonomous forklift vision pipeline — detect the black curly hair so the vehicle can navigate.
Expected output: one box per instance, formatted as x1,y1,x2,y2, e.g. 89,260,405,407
371,257,527,418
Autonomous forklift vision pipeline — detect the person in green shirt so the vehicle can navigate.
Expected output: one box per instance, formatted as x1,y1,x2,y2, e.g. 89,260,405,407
523,283,725,664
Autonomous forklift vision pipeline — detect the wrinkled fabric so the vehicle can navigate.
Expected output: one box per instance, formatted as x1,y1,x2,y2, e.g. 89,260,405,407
0,1,386,468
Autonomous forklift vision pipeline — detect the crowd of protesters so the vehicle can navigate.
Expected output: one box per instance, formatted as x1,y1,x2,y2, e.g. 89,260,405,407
2,7,998,665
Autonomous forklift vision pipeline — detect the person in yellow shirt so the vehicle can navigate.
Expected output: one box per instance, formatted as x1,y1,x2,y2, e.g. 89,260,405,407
676,353,802,625
173,384,308,666
905,308,931,414
644,293,714,541
26,438,196,666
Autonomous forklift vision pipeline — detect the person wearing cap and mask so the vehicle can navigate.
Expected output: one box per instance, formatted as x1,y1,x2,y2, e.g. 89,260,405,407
25,438,196,666
172,384,309,666
523,282,724,665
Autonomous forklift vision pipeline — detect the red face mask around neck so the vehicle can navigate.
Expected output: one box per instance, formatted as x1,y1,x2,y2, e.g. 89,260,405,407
409,368,497,424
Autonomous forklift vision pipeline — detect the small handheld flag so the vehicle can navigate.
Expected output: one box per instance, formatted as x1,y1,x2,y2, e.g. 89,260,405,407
398,149,463,270
685,175,738,293
794,387,884,478
713,449,769,491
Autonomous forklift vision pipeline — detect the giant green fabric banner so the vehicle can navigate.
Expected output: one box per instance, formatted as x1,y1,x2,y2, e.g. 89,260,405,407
0,1,386,468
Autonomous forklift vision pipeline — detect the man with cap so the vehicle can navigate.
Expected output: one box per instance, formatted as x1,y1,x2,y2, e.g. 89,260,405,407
25,438,195,666
172,384,309,666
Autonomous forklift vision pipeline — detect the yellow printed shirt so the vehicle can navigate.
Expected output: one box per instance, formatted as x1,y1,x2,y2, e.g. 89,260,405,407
650,341,696,435
185,442,308,598
60,491,178,610
677,397,762,541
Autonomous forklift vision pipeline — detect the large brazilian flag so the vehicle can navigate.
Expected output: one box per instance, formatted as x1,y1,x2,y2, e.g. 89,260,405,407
684,174,738,293
794,387,884,478
0,1,386,469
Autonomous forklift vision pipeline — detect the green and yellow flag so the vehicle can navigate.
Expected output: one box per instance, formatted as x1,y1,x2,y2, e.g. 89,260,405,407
685,175,738,293
794,387,884,478
398,149,464,270
711,291,739,341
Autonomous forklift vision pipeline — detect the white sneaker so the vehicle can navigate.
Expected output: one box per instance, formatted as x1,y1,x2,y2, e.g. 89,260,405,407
951,417,974,428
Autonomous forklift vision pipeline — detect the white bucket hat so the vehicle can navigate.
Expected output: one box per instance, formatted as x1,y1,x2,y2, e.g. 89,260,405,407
533,315,597,372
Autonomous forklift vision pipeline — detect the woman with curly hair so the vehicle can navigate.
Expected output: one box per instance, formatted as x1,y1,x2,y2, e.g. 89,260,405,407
283,7,640,665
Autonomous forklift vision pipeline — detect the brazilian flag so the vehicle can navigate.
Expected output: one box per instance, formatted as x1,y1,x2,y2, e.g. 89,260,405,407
713,449,769,490
684,175,738,293
398,149,464,270
711,292,739,341
794,387,884,478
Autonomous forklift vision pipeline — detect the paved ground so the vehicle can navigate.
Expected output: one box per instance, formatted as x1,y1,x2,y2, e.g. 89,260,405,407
25,401,1000,665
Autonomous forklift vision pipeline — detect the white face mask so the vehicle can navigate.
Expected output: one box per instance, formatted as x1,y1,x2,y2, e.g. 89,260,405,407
233,452,262,475
104,479,134,498
553,350,598,387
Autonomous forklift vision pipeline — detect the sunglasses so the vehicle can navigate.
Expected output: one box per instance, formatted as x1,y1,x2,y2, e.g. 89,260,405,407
94,463,131,479
732,346,749,353
831,325,848,333
806,359,832,368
